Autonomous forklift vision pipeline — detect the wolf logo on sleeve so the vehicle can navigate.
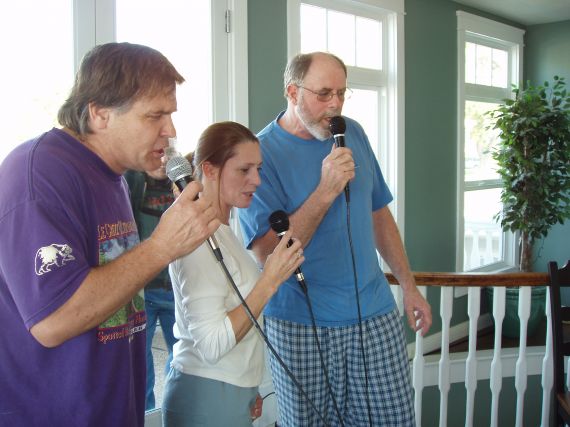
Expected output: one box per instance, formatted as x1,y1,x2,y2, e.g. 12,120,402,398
34,243,76,276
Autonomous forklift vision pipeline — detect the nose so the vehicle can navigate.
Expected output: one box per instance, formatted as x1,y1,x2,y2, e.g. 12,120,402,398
162,115,177,139
251,169,261,187
328,93,344,114
328,93,343,110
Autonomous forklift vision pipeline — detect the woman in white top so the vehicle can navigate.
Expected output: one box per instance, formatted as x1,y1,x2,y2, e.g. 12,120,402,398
162,121,304,427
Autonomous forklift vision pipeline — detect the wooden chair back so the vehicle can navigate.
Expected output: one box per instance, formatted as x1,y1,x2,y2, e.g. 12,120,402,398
548,260,570,426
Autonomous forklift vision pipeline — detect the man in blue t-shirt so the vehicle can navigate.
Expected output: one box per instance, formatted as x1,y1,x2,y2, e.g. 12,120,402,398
0,42,219,426
239,52,432,427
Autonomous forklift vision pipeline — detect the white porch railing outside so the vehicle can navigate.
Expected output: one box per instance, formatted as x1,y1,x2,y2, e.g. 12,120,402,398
464,221,502,271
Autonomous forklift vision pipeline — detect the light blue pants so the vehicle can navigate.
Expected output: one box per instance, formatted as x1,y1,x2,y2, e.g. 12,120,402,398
144,288,177,410
162,367,259,427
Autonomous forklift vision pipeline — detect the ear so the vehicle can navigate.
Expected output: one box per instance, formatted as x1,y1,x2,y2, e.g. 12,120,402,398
201,161,219,181
88,102,111,130
287,84,299,105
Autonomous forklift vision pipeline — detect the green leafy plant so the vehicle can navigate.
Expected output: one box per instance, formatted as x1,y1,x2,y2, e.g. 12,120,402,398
488,76,570,272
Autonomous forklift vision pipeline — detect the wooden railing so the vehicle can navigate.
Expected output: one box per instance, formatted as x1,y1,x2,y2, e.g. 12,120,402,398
386,271,550,427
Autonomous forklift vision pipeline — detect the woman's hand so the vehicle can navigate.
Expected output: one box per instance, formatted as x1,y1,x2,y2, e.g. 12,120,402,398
228,229,304,343
261,229,304,292
250,393,263,421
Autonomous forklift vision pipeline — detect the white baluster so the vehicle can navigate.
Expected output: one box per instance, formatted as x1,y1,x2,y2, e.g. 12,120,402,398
515,287,531,427
485,231,493,264
439,287,453,427
413,285,427,427
490,286,506,427
540,287,553,427
465,286,481,427
471,232,480,268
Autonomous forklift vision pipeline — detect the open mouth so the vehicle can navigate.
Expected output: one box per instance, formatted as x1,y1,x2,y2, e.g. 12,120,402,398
152,148,165,158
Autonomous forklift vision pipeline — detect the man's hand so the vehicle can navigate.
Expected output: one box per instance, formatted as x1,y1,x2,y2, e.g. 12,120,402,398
150,181,220,262
317,145,355,202
402,286,432,336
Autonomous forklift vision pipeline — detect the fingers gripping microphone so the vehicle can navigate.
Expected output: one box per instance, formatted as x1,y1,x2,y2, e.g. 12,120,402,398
269,210,307,293
329,116,350,203
166,155,222,259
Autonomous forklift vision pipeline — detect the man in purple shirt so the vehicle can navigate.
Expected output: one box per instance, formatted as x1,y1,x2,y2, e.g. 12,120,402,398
0,42,220,426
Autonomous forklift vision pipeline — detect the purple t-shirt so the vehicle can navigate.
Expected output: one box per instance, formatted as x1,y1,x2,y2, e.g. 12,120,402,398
0,129,146,426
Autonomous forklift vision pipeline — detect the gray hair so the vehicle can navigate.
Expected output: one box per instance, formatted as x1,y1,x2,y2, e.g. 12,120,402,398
283,52,347,98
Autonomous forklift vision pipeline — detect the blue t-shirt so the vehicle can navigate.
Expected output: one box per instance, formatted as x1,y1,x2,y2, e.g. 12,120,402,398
0,129,146,426
239,114,396,326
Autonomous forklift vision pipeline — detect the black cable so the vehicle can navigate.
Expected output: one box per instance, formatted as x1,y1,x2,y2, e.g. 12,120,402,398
345,198,373,426
300,283,345,427
270,213,345,427
261,391,275,401
207,240,329,426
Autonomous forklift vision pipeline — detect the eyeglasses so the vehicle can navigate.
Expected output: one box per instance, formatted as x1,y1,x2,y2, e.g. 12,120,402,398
297,86,352,102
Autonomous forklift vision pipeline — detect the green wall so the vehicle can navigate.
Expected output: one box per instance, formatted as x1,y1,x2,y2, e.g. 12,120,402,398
247,0,569,322
248,0,288,133
421,376,546,427
247,0,567,423
404,0,457,273
525,20,570,272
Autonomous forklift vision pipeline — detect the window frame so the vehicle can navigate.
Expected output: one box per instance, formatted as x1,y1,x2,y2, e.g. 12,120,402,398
456,11,525,276
74,0,248,125
287,0,406,234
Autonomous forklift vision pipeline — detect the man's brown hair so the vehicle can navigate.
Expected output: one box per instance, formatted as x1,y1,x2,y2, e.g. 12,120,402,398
58,42,184,135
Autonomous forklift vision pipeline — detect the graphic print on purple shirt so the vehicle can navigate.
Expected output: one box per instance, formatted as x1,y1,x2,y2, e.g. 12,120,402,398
97,218,146,344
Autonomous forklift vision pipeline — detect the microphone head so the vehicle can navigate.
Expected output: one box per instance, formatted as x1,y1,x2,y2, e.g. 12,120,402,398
269,210,290,234
329,116,346,135
166,155,193,183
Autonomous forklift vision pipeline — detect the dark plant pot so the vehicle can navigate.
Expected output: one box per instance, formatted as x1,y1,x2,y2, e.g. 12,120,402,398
485,286,546,339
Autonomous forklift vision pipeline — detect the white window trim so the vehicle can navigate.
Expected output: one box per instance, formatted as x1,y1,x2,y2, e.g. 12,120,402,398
212,0,249,125
286,0,405,236
456,11,525,282
73,0,248,125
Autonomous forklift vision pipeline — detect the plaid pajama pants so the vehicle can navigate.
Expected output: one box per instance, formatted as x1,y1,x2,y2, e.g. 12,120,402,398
265,309,415,427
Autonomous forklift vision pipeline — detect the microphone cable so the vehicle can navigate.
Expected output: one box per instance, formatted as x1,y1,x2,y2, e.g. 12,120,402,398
302,285,345,427
205,238,330,427
269,211,345,427
330,116,373,426
165,153,329,425
344,199,373,427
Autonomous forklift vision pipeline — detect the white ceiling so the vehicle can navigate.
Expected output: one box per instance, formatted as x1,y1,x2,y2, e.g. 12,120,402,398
452,0,570,25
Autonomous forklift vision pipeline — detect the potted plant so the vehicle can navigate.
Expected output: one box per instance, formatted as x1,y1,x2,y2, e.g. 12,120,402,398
486,76,570,337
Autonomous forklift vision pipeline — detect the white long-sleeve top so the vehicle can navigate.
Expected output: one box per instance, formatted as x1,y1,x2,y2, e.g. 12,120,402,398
169,224,264,387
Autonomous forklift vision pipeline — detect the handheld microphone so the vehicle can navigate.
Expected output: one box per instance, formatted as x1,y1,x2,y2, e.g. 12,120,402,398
165,155,222,258
269,210,307,292
329,116,350,202
165,155,194,192
269,210,346,426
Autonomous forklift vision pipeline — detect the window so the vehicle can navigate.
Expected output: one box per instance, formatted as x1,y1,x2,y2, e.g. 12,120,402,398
288,0,405,231
0,0,247,162
0,0,74,162
115,0,214,156
457,11,524,273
